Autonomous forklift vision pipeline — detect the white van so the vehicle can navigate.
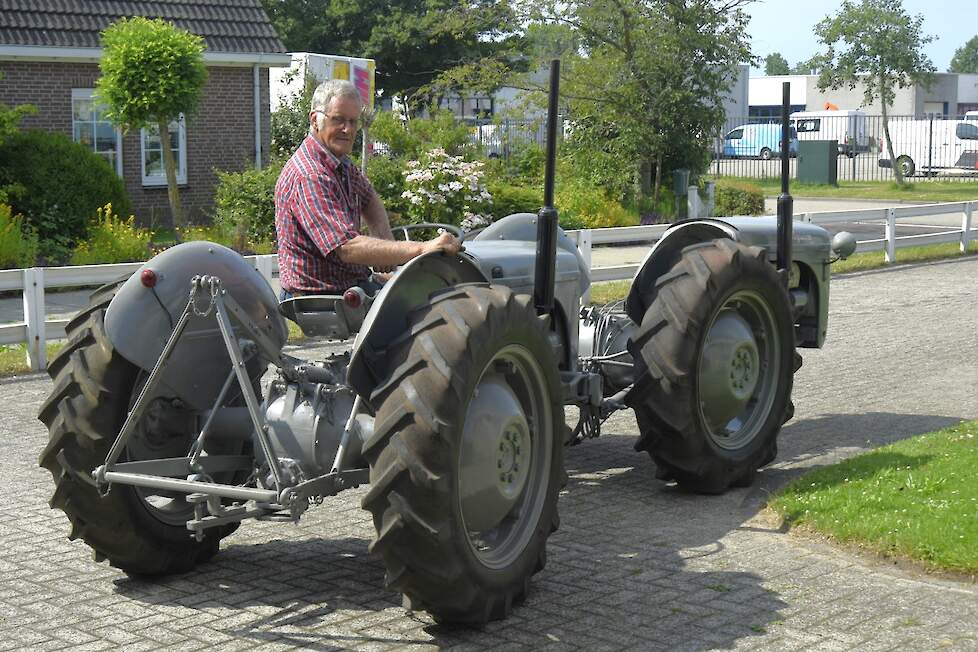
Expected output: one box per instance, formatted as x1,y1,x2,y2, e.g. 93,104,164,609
878,119,978,177
789,110,868,156
967,111,978,122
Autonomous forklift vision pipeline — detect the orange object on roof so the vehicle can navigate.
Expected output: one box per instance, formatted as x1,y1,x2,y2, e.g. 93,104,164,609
824,102,839,110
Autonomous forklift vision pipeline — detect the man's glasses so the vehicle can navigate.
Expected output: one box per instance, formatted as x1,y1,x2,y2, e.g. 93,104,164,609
324,113,361,130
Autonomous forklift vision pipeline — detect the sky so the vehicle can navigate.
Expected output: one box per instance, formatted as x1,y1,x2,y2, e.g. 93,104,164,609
746,0,975,75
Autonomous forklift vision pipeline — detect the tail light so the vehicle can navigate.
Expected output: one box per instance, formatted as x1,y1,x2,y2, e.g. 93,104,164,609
343,288,364,309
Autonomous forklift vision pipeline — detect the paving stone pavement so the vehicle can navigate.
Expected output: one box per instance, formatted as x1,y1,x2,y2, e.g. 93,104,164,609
2,257,977,651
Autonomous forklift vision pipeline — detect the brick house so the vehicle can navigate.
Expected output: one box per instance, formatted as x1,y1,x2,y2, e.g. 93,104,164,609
0,0,289,226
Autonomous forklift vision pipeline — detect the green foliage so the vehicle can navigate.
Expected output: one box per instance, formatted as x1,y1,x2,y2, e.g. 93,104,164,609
949,35,978,74
271,70,318,158
764,52,790,76
0,129,131,263
400,149,492,230
0,204,37,268
213,163,281,253
814,0,935,184
770,420,978,574
554,181,640,230
260,0,523,101
96,17,207,130
524,0,754,203
714,180,765,216
370,109,476,160
485,183,543,221
70,203,152,265
366,154,409,216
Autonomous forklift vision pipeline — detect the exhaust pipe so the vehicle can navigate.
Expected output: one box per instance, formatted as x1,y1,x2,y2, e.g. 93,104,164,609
534,59,561,316
776,81,793,283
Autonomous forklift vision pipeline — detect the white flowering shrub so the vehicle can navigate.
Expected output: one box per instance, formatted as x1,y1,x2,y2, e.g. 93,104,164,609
400,148,493,231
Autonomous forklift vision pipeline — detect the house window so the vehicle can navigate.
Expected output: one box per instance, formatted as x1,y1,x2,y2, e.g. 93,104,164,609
141,117,187,186
71,89,122,175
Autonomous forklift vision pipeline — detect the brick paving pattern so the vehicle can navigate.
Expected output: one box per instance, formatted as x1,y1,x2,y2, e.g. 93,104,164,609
2,257,977,650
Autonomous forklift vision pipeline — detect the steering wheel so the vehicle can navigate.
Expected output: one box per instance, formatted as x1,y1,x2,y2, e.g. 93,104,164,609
391,222,462,241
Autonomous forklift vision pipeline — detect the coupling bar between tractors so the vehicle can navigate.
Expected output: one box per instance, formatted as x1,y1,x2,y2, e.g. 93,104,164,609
100,471,279,503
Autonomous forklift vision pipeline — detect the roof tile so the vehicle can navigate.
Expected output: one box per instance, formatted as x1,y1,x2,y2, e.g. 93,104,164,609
0,0,286,54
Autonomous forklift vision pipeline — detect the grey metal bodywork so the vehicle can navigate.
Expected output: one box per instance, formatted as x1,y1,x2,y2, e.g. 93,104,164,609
625,217,832,348
104,241,288,410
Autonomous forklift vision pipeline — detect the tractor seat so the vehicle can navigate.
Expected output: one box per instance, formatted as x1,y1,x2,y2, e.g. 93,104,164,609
279,293,368,340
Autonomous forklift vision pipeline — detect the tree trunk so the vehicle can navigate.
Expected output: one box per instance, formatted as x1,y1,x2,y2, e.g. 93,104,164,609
158,117,184,226
637,158,652,199
651,152,663,221
880,79,903,186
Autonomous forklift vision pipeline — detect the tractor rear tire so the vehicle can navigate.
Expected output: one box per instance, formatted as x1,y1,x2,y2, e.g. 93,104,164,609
37,280,237,574
627,239,795,494
361,284,564,624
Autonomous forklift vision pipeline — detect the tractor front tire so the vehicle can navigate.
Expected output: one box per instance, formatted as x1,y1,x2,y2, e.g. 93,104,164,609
628,239,795,494
361,284,564,624
38,281,236,574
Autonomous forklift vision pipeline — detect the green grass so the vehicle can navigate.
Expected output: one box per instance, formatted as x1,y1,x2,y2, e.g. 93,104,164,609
768,420,978,576
725,177,978,203
0,342,65,377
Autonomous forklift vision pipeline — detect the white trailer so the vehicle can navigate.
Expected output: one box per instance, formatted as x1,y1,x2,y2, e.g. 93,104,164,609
878,118,978,177
270,52,375,112
789,110,868,156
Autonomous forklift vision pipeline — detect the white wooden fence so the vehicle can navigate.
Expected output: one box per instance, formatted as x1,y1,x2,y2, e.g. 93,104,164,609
3,200,974,372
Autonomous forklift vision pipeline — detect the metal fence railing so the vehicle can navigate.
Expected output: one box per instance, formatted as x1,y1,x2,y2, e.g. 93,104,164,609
466,118,550,160
710,113,978,182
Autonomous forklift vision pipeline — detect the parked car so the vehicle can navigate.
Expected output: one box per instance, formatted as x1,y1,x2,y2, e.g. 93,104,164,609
722,123,798,159
878,119,978,177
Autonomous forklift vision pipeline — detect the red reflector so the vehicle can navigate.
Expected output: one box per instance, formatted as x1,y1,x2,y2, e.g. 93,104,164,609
140,269,157,288
343,288,363,309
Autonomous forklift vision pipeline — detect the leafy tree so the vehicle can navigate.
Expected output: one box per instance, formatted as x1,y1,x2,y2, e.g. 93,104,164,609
814,0,934,185
764,52,790,75
790,54,826,74
271,69,319,159
261,0,523,104
949,36,978,74
521,0,753,206
96,17,207,225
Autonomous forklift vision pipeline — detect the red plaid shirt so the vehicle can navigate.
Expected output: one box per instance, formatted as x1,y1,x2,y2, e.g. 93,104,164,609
275,135,375,293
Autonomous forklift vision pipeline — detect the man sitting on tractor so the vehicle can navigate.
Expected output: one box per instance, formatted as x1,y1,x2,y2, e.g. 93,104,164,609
274,79,460,298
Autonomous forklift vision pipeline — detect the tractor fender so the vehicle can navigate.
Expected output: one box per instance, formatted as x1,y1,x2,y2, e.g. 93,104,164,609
104,241,288,410
624,219,737,324
348,251,489,402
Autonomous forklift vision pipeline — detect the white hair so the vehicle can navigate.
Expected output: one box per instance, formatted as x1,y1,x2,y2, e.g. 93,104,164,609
310,79,363,130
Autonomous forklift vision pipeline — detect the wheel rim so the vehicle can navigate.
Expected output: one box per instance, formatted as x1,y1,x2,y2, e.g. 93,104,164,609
126,395,198,527
898,157,914,177
697,290,780,451
458,344,553,570
760,148,772,160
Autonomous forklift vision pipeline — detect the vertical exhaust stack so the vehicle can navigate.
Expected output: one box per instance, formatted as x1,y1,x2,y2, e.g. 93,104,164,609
534,59,561,316
776,81,793,283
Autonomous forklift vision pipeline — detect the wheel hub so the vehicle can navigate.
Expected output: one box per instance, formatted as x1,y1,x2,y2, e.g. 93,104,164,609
459,374,531,532
699,309,760,432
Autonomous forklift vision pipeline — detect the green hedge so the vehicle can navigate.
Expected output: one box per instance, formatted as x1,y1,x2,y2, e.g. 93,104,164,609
0,129,131,262
714,179,765,216
213,162,281,251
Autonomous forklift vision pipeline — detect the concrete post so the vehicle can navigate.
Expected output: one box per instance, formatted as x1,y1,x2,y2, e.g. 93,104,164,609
885,207,897,264
961,201,973,254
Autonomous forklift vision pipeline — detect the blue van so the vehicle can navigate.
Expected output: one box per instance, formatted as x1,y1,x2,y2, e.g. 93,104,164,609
722,123,798,159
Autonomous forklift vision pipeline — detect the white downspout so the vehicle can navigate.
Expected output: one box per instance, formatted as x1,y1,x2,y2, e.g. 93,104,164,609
253,63,262,168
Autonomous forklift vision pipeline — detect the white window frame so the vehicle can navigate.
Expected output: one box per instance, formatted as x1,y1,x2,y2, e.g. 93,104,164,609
71,89,123,176
140,116,187,186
